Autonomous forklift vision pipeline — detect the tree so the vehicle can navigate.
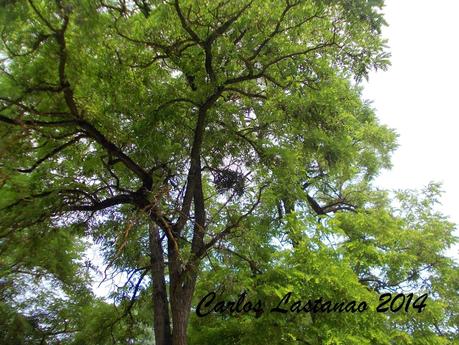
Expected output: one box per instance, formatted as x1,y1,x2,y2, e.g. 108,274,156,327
0,1,457,345
189,183,459,345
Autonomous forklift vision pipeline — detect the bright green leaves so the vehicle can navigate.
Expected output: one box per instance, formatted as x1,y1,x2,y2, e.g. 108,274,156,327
191,183,458,345
332,184,456,286
0,223,94,345
1,1,457,345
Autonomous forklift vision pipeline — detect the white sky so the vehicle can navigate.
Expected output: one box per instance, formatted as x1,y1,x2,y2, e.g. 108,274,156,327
362,0,459,259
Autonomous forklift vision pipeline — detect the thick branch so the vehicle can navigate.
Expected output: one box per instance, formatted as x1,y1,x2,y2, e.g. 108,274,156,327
174,91,223,233
306,193,356,215
76,120,152,187
67,194,134,212
52,18,153,188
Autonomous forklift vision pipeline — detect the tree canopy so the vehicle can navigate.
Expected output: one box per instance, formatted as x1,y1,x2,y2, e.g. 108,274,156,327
0,1,457,345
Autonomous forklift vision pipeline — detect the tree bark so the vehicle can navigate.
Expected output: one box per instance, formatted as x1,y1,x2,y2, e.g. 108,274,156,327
159,95,219,345
149,224,172,345
167,221,200,345
170,271,197,345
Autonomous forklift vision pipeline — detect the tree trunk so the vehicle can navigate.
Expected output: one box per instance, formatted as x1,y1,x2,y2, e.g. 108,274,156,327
166,231,199,345
149,224,172,345
170,275,197,345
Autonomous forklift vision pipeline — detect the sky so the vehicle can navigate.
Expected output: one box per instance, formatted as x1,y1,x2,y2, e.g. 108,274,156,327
362,0,459,258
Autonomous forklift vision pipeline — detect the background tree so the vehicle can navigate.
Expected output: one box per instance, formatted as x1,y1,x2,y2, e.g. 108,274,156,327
0,1,457,345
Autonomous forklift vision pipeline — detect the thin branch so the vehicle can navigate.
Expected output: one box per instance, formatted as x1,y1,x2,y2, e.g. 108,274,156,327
216,244,262,274
174,0,202,43
17,134,85,173
194,184,267,262
28,0,57,32
0,114,77,127
223,87,267,99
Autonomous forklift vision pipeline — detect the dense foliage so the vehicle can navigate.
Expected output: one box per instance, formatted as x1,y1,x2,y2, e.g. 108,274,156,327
0,1,457,344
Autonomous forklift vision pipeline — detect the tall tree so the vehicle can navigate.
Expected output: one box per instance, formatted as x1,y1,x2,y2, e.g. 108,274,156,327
0,1,456,345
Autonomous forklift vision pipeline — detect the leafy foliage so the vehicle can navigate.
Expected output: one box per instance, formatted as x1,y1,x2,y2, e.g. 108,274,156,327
0,1,457,345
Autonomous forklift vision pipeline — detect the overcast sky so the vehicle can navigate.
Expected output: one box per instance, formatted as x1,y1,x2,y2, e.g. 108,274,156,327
362,0,459,257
